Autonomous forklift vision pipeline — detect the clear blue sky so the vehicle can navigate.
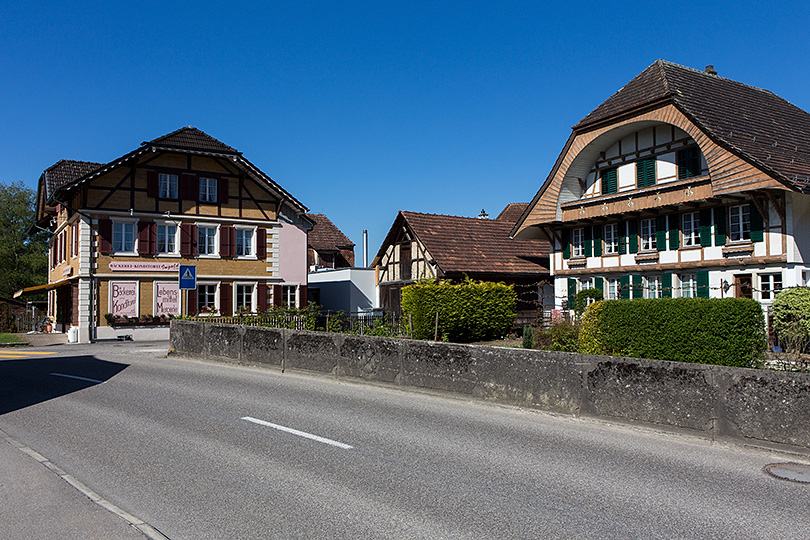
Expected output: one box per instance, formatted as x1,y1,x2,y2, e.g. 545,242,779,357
3,1,809,261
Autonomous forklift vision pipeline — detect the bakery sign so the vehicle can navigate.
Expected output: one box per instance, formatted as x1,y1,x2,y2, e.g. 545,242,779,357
110,281,138,317
109,262,180,272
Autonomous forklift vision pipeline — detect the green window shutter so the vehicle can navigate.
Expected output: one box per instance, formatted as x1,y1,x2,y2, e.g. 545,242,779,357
568,278,577,307
620,275,630,299
601,168,617,194
699,209,713,247
677,146,700,179
696,270,710,298
636,159,655,188
597,277,606,296
561,229,571,259
669,215,680,250
618,222,627,254
714,207,727,246
628,220,639,253
750,203,764,242
632,275,643,299
592,225,603,257
655,216,667,251
662,273,673,298
584,226,593,257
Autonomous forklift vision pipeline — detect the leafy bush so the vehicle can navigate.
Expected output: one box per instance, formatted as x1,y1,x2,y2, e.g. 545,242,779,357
522,325,534,349
534,319,579,352
771,287,810,354
0,302,15,333
401,278,516,343
579,298,766,367
574,288,603,317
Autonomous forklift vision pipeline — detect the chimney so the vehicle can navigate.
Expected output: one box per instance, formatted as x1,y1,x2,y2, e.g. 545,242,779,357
705,65,717,76
362,229,368,267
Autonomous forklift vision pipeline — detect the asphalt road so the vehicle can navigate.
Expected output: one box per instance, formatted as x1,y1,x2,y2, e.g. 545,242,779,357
1,341,809,540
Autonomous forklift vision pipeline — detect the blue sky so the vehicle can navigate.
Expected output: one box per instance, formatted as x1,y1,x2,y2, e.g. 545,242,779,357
3,1,810,259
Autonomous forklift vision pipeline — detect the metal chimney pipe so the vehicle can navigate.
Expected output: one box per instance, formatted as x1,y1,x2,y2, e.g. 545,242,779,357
363,229,368,267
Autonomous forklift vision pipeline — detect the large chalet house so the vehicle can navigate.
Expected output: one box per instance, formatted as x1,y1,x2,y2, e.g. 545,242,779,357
374,204,552,316
513,61,810,313
29,127,311,342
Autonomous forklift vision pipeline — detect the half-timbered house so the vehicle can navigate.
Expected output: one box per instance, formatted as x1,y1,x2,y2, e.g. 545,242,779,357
29,127,311,342
512,61,810,313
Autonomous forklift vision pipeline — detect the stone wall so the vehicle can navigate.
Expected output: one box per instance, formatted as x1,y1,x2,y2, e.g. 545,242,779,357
170,320,810,455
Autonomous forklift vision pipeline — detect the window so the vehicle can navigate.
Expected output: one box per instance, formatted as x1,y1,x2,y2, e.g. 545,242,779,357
199,177,217,203
198,226,217,256
570,230,582,257
729,205,750,242
235,228,254,257
604,224,618,254
640,218,656,251
682,212,700,246
601,168,617,195
677,146,701,179
282,285,297,308
235,284,254,312
636,159,656,188
159,173,178,199
679,273,696,298
644,276,662,299
606,278,620,300
113,222,136,253
198,284,217,314
156,224,177,254
760,273,782,300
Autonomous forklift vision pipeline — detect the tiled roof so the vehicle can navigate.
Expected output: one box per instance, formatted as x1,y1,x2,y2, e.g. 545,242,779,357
306,213,355,250
400,210,549,276
42,159,104,198
575,60,810,190
146,126,239,154
494,203,529,223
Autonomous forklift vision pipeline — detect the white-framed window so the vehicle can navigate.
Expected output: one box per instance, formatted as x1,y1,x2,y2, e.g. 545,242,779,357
71,222,79,259
197,283,218,314
235,283,256,312
199,177,217,203
606,278,620,300
113,221,136,253
159,173,179,199
282,284,298,308
640,218,657,251
679,273,696,298
156,223,178,254
682,212,700,246
235,227,255,258
572,228,584,257
760,273,782,301
644,275,662,299
197,225,218,256
729,205,750,242
604,223,618,254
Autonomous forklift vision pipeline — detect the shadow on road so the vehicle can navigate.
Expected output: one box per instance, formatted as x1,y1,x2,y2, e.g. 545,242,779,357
0,356,129,415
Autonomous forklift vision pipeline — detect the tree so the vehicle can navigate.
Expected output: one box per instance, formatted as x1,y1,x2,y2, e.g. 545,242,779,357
0,181,48,297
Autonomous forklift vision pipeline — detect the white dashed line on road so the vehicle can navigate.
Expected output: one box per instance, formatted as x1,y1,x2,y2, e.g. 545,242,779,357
241,416,354,450
50,373,106,384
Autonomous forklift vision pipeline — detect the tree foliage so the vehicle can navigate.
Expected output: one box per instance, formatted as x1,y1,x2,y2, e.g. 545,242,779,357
0,182,48,297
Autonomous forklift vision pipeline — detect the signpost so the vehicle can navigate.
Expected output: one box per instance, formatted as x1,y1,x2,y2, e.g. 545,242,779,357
179,265,196,316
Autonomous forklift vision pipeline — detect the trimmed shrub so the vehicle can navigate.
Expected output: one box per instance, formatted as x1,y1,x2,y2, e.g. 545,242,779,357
579,298,766,367
574,288,603,317
771,287,810,353
401,278,516,343
521,325,534,349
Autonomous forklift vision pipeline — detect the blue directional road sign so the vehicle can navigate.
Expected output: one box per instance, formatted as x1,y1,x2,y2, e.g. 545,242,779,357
179,265,197,290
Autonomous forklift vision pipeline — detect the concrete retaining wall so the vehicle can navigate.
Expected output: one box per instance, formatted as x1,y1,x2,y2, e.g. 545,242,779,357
170,320,810,455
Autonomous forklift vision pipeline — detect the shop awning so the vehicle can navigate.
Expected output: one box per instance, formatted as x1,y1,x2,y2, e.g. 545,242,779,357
13,278,71,298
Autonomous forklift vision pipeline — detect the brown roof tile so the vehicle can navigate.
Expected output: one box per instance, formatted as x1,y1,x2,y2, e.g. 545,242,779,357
306,213,355,251
494,203,529,223
146,126,239,154
400,211,549,276
42,159,104,198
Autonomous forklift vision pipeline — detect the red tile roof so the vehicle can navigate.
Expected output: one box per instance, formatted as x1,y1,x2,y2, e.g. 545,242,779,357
146,126,239,154
42,159,104,198
494,202,529,223
306,213,355,250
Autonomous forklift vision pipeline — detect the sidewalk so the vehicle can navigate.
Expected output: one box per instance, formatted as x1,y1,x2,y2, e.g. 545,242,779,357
16,333,69,347
0,430,164,540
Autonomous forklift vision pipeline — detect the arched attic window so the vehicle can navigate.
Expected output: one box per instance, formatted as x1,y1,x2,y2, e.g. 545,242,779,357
558,122,707,205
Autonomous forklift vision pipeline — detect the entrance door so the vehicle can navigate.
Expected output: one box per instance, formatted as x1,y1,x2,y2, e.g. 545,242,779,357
735,274,753,298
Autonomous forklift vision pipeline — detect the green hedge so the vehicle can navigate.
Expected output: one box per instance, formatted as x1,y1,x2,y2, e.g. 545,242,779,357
579,298,766,367
401,279,516,342
771,287,810,353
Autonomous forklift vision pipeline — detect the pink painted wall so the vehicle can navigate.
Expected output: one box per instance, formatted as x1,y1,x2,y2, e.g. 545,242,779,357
279,221,308,284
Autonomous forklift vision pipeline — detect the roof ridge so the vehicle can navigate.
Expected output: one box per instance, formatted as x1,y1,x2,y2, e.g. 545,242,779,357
659,59,777,97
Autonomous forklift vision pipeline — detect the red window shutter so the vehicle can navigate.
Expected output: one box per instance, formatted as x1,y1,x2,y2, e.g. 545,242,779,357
181,174,198,200
257,284,267,312
187,289,197,316
73,223,79,256
256,228,266,259
220,226,233,258
220,283,232,315
180,223,196,256
147,171,159,198
273,284,282,307
299,285,307,308
218,178,229,204
138,221,153,255
99,219,112,254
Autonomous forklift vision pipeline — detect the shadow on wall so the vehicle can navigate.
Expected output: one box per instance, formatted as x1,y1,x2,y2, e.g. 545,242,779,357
0,356,129,415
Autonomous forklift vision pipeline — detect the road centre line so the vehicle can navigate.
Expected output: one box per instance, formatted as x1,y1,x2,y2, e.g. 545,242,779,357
50,373,106,384
241,416,354,450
